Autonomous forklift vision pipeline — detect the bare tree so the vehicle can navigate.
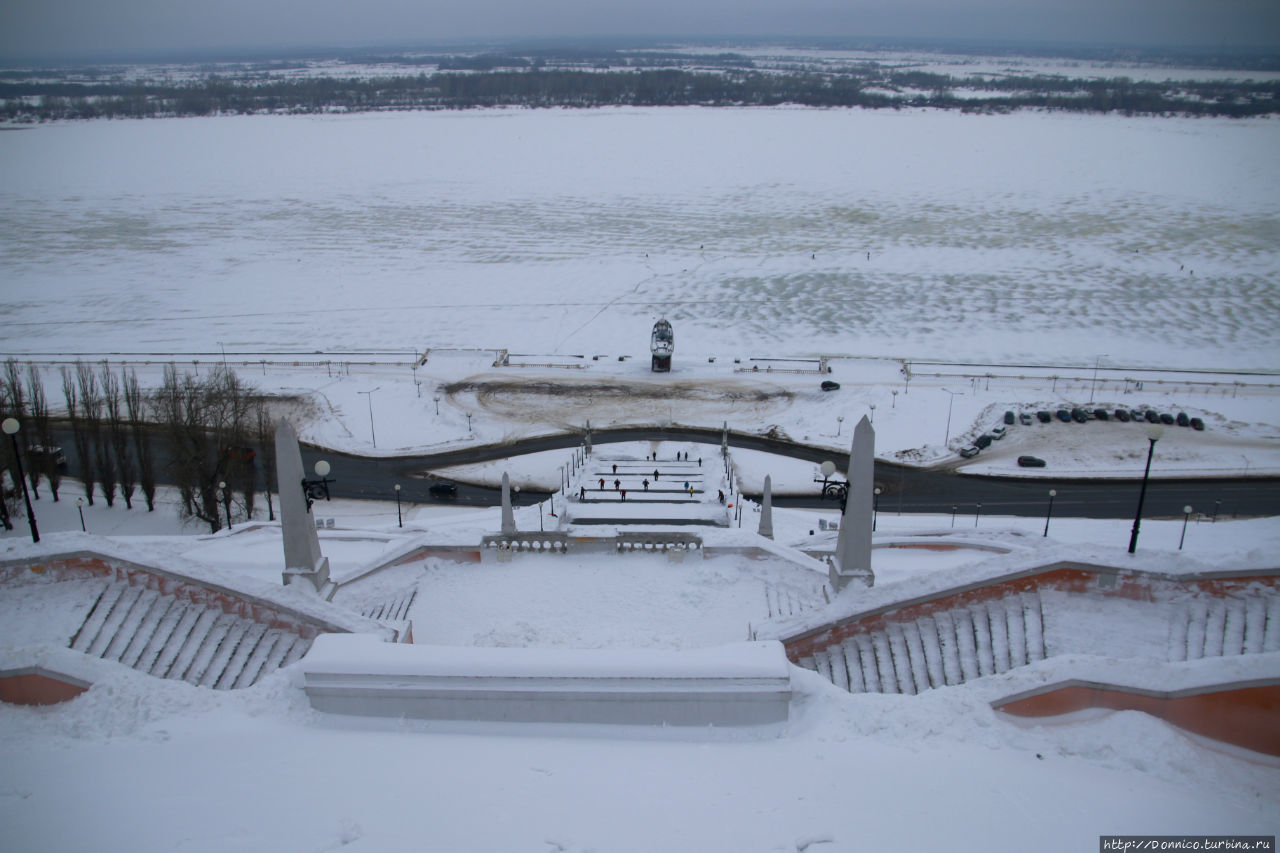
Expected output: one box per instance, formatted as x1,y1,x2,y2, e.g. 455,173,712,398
26,364,61,501
61,365,96,505
124,369,157,511
2,359,35,499
153,363,255,533
78,362,115,507
103,366,136,510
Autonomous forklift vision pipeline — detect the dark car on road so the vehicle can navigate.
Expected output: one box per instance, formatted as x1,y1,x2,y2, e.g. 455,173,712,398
429,481,459,500
1144,410,1161,424
1038,411,1052,423
1004,411,1015,425
1093,408,1109,421
820,380,840,391
1055,409,1071,423
1191,417,1205,431
1017,455,1046,467
1160,412,1175,425
975,434,994,449
1176,412,1190,427
1114,409,1131,422
1071,408,1088,424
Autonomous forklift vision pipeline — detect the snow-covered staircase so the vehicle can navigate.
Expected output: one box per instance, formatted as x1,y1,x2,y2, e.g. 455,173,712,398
566,451,732,527
1167,592,1280,661
797,592,1047,694
68,577,311,689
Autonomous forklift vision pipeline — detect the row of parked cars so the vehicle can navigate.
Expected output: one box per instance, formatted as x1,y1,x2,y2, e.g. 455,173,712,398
958,406,1206,466
1020,407,1204,430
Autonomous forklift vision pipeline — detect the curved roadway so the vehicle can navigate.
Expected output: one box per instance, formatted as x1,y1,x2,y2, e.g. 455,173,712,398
302,426,1279,520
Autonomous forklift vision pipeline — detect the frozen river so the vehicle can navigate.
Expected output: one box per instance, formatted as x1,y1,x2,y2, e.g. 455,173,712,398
1,107,1277,370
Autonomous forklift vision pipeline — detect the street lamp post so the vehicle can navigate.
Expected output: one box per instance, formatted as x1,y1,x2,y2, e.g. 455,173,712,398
2,418,39,543
433,395,441,416
1179,505,1193,550
76,497,86,532
301,460,334,513
1089,354,1107,403
218,480,232,530
869,404,875,424
836,415,844,436
358,387,380,448
815,460,848,513
940,389,961,446
974,503,982,528
891,389,898,409
1043,489,1057,537
395,484,402,528
1127,424,1164,554
873,486,881,531
465,411,473,433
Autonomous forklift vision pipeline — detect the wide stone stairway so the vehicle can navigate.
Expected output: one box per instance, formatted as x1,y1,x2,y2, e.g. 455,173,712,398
565,450,733,527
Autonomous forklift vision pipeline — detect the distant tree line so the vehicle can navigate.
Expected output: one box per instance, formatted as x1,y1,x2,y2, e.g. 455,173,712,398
2,67,1277,121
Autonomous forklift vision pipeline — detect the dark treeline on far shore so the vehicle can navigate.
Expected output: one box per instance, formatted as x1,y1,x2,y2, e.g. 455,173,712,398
3,47,1279,121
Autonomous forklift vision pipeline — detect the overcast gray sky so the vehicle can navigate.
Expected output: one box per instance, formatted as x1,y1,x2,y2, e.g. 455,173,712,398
2,0,1277,61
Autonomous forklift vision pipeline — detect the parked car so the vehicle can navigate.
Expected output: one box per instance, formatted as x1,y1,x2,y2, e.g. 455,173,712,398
1037,410,1052,423
820,380,840,391
1003,411,1015,425
1114,409,1131,423
1190,417,1205,431
1159,413,1175,425
429,481,459,500
959,446,980,458
1017,455,1046,468
1176,412,1190,427
991,425,1007,439
975,434,994,449
1019,412,1033,425
1071,408,1088,424
1144,410,1161,424
1093,408,1109,421
1055,409,1071,423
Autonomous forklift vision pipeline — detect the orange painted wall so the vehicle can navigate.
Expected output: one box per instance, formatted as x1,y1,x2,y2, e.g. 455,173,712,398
996,682,1280,757
0,672,90,706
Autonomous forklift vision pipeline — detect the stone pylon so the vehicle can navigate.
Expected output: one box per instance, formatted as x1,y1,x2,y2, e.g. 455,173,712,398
275,420,329,594
501,472,516,535
758,475,774,539
830,415,875,590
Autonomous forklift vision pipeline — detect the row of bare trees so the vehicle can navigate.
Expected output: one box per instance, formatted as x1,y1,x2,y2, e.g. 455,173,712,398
2,359,280,535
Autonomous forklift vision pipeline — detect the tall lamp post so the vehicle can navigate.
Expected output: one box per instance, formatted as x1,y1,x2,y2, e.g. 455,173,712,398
2,418,39,543
1179,505,1193,550
394,484,402,528
873,486,881,531
218,480,232,530
76,497,86,532
358,387,380,448
1043,489,1056,537
1127,424,1164,554
1089,354,1108,404
940,389,961,446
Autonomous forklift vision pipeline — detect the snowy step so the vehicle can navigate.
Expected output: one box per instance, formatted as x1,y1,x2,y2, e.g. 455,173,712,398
100,587,161,663
70,582,127,653
215,623,268,690
162,609,220,680
117,591,172,668
185,614,235,685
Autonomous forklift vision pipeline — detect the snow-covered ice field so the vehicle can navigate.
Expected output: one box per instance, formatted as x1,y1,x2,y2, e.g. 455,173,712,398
1,107,1277,369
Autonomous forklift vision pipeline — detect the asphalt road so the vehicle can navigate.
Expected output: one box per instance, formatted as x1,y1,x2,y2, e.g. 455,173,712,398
49,425,1278,519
